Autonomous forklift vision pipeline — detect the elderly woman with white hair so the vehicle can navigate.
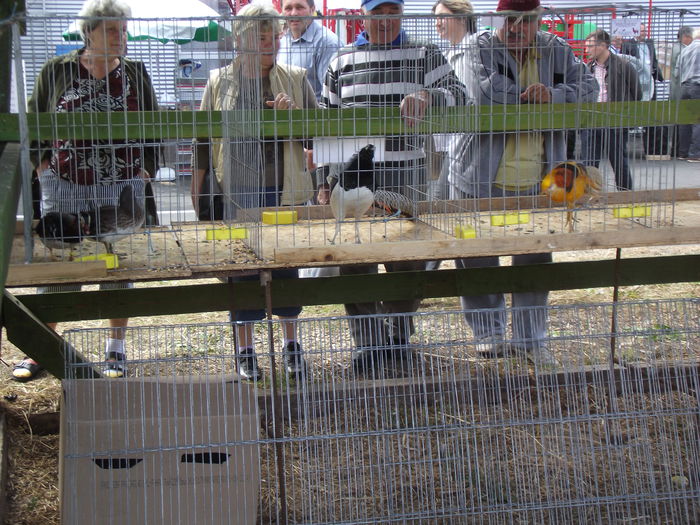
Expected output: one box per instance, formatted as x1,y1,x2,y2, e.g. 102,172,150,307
193,2,318,382
13,0,160,382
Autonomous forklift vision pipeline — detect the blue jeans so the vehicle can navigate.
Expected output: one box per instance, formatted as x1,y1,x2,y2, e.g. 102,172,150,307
454,184,550,349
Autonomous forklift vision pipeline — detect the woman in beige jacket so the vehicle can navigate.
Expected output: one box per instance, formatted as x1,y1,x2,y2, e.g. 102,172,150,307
192,2,318,381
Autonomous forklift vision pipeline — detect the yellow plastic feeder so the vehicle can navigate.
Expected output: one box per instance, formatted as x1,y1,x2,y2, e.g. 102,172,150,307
612,205,651,218
490,212,530,227
205,227,248,241
262,210,298,225
454,225,477,239
75,253,119,269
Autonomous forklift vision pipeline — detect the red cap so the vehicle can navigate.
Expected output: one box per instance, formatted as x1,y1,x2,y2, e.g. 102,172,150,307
496,0,541,11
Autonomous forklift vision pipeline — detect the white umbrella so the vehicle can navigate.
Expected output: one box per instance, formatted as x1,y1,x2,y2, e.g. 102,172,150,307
63,0,227,44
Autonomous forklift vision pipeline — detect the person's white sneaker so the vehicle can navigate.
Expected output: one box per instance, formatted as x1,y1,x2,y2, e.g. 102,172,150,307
474,337,508,358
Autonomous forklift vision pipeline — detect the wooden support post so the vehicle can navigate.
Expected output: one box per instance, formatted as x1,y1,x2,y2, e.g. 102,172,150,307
1,290,99,380
0,144,21,319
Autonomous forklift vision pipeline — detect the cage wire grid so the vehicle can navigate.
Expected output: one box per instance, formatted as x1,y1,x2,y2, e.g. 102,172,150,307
9,7,696,274
62,298,700,524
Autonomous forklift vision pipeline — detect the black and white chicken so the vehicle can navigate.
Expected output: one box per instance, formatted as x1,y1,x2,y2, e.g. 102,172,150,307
329,144,376,244
328,144,419,244
35,184,145,256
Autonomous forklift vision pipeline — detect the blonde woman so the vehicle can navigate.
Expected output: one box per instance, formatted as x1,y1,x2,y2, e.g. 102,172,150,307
193,2,317,381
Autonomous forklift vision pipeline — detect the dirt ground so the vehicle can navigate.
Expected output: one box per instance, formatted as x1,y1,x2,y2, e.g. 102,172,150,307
1,244,698,525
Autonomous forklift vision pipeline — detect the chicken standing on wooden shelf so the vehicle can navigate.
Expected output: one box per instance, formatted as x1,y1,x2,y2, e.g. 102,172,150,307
329,144,376,244
34,211,87,260
35,184,145,256
541,161,602,232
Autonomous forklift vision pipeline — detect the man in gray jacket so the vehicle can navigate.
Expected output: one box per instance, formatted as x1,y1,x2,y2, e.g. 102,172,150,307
582,29,641,190
453,0,598,364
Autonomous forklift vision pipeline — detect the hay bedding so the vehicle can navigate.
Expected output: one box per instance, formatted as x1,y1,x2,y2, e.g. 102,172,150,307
1,246,699,525
256,389,699,524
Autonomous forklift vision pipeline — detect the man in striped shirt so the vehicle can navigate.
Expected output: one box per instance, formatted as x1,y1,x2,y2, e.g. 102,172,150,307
317,0,467,373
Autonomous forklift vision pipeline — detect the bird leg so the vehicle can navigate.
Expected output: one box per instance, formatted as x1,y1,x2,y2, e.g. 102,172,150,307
354,219,362,244
146,229,156,256
329,221,341,245
566,207,577,233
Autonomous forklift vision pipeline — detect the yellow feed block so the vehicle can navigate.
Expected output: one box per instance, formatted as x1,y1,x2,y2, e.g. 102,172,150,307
490,212,531,227
454,225,477,239
262,210,298,225
612,206,651,218
205,227,248,241
75,253,119,269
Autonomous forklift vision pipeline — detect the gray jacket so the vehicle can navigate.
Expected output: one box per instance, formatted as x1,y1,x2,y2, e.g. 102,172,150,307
454,31,598,197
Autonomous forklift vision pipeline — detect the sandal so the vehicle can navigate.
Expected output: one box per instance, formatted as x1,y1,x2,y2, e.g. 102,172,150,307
103,351,127,378
12,359,43,382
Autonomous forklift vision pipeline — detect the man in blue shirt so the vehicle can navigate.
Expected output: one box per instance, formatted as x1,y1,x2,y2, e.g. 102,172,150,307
278,0,342,101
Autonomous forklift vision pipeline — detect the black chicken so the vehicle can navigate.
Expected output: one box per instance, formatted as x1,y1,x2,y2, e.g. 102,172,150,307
35,184,145,256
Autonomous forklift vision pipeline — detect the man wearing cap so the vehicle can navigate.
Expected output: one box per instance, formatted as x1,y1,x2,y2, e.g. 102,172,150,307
453,0,598,365
318,0,467,373
278,0,342,101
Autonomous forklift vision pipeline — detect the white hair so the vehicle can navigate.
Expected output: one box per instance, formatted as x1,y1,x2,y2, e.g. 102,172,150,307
77,0,132,41
233,2,282,40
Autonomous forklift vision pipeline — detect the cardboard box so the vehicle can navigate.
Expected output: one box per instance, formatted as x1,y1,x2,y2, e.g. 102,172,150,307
60,375,259,525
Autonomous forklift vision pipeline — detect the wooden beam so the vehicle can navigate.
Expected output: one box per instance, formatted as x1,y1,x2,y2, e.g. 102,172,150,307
0,144,21,317
1,290,99,380
1,100,698,141
6,260,108,286
12,255,700,323
274,227,700,264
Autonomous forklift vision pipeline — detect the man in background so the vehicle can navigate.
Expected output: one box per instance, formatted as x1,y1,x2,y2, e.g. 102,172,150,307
670,26,694,157
622,22,666,155
676,28,700,162
278,0,342,101
582,30,641,190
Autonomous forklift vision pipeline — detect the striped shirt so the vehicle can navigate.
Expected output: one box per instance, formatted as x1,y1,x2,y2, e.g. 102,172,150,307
322,36,467,163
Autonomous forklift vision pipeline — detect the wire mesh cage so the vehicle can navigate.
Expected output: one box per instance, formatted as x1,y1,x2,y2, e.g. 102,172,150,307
62,297,700,524
7,7,700,280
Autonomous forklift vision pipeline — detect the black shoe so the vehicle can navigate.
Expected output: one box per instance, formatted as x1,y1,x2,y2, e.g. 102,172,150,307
385,340,423,375
283,342,308,379
352,347,385,375
237,351,263,382
12,359,43,382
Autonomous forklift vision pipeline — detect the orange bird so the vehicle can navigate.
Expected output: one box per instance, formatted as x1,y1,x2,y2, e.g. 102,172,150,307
541,161,602,231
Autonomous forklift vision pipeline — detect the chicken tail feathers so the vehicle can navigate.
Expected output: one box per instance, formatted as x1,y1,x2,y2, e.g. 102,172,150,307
373,189,417,219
